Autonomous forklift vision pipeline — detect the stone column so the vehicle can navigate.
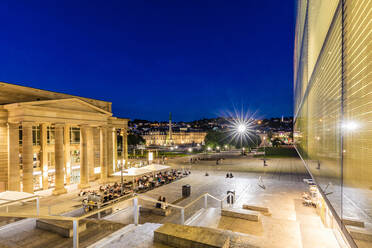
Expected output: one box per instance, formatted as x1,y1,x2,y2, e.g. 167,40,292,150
79,125,91,189
122,128,128,169
113,129,118,172
22,122,33,193
53,123,66,195
91,127,100,181
64,124,71,184
40,124,49,190
8,123,20,191
107,126,114,175
100,127,108,182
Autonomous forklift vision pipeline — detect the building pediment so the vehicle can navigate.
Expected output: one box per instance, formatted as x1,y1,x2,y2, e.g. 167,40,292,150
4,98,112,116
3,98,113,125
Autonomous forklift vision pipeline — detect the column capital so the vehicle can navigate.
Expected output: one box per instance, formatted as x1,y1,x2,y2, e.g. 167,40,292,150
80,124,93,129
54,123,65,128
7,122,19,128
120,128,128,136
21,121,34,127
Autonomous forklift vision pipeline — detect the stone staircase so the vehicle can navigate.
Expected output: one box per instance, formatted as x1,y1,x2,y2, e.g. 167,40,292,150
88,222,163,248
347,222,372,243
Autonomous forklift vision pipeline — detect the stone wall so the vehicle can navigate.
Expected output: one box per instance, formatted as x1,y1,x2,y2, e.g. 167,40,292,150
0,124,8,191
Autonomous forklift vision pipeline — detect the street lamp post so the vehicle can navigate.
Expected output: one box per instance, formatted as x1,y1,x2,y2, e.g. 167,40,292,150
263,137,266,165
121,159,124,193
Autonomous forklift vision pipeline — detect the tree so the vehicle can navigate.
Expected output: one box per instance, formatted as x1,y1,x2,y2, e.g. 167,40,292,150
267,130,273,140
127,134,145,146
231,133,261,149
204,130,227,149
272,138,282,147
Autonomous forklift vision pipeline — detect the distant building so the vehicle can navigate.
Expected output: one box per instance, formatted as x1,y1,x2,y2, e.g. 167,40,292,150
142,129,206,146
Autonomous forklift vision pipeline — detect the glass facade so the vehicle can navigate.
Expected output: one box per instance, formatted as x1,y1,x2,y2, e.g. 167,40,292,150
294,0,372,247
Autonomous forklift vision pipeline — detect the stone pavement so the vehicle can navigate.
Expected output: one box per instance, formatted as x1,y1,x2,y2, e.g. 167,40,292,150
0,156,346,248
100,157,341,248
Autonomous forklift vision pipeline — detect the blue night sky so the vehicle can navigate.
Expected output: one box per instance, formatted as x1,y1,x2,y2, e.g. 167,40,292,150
0,1,295,121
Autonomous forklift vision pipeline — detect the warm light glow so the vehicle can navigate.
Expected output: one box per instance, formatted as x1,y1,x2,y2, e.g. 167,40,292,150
207,146,211,151
94,167,101,174
148,152,153,161
188,148,192,152
343,121,359,131
225,108,257,147
237,124,247,133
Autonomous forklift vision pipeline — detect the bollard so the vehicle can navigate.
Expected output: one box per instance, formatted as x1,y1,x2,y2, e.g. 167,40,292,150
133,197,139,225
98,203,101,219
36,198,40,216
180,208,185,225
204,194,208,209
73,220,79,248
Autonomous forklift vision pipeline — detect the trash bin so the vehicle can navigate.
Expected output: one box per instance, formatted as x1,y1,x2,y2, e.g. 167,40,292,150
182,184,191,197
227,190,235,204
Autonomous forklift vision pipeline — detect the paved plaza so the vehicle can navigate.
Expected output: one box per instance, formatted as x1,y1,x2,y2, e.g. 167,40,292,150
0,155,346,247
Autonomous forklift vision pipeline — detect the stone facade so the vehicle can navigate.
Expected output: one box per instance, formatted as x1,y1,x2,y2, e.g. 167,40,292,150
142,130,206,146
0,82,129,194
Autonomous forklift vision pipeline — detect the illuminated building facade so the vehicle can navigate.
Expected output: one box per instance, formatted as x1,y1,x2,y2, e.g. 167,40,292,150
0,82,129,194
294,0,371,247
143,130,206,146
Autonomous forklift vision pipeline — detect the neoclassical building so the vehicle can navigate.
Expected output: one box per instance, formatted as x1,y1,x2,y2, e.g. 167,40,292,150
142,130,206,146
0,82,129,194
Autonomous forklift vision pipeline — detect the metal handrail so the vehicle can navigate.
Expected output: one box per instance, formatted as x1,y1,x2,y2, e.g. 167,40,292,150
0,212,74,221
0,191,233,248
137,194,183,209
183,193,207,209
0,195,40,207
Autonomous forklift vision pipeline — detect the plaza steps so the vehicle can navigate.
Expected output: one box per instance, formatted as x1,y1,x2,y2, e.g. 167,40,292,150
347,222,372,243
88,222,164,248
36,218,87,237
0,217,125,248
221,208,260,222
154,223,259,248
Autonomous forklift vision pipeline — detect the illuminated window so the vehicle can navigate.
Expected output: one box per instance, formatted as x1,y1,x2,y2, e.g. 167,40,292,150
47,126,55,144
32,126,41,146
70,127,80,144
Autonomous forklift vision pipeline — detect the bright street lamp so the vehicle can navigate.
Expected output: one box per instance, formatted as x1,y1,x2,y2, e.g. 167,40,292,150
237,123,247,133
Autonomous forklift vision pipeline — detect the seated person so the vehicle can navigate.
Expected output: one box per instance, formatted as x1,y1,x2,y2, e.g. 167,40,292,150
161,197,167,209
155,196,162,208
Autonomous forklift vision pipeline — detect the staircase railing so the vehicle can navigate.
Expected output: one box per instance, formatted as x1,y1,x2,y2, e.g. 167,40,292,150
0,191,236,248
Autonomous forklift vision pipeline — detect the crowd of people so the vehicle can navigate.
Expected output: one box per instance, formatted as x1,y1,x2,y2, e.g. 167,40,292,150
80,169,190,212
80,182,132,212
136,169,191,192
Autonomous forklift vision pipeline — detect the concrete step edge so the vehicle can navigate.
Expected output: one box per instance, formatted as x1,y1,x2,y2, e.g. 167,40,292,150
184,208,206,225
87,224,138,248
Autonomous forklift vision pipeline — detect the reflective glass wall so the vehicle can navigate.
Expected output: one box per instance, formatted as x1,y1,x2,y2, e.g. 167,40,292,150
294,0,372,246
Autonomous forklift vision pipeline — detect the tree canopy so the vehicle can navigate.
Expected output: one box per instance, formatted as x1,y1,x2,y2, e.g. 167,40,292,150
204,130,261,149
128,133,145,146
